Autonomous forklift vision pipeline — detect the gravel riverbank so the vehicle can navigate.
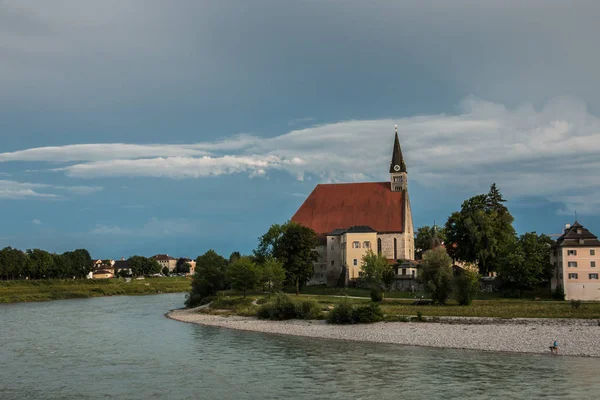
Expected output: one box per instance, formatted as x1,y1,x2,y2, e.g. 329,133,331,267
167,308,600,357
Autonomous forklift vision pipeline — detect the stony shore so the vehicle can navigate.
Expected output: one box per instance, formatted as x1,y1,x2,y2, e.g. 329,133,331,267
167,308,600,357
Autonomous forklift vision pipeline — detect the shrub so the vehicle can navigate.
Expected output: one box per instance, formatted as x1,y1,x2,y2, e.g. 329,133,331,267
352,303,383,323
185,292,205,308
370,289,383,302
454,269,480,306
571,299,582,310
416,311,425,322
296,299,323,320
327,298,355,324
327,299,384,324
257,293,297,320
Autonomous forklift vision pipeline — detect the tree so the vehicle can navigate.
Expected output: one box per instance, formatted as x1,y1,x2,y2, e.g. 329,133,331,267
186,250,228,307
178,263,191,274
228,251,241,265
27,249,55,279
419,247,454,304
445,184,516,275
128,256,161,277
498,232,554,296
0,247,29,280
255,221,319,294
414,225,446,259
260,256,286,296
254,224,285,264
162,266,170,276
227,257,260,297
454,269,480,305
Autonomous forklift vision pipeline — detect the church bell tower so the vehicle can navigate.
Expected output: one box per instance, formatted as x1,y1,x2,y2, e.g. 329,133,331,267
390,125,407,192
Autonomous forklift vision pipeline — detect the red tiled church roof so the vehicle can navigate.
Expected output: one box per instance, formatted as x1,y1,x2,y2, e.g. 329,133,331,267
291,182,405,234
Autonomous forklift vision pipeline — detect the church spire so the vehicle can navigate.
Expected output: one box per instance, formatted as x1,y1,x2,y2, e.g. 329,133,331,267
389,125,406,173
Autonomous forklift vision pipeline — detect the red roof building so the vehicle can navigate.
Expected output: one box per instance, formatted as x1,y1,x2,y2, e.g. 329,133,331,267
292,182,406,234
291,127,415,286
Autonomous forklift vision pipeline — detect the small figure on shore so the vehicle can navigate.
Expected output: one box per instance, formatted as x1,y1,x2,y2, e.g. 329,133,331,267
550,340,559,354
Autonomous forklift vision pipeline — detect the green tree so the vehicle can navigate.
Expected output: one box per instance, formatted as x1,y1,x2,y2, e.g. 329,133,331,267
128,256,161,277
227,257,260,297
0,247,29,280
445,184,516,275
162,266,170,276
260,256,286,296
254,224,285,264
498,232,554,296
255,221,319,295
179,262,191,274
454,269,480,305
27,249,55,279
228,251,242,264
361,250,393,298
186,250,228,307
419,247,454,304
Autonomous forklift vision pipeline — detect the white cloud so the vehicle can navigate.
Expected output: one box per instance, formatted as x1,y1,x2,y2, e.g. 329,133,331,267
3,96,600,214
31,219,42,225
0,180,102,200
91,217,195,237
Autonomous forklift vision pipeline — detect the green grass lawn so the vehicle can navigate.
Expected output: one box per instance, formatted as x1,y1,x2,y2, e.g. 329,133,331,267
0,277,191,303
202,291,600,320
378,298,600,319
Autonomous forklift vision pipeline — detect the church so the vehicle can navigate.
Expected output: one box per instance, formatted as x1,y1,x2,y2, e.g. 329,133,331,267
291,127,415,285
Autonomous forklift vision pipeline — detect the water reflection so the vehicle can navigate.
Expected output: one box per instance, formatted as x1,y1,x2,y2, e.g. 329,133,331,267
1,294,598,400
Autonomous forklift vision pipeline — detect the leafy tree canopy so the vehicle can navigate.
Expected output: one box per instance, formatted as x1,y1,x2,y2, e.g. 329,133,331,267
260,256,286,295
186,250,228,307
254,221,319,294
227,256,260,297
419,247,454,304
445,183,516,275
498,232,554,296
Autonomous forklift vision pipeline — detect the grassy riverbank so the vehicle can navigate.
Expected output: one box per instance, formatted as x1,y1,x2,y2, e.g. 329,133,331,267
203,292,600,320
0,277,191,303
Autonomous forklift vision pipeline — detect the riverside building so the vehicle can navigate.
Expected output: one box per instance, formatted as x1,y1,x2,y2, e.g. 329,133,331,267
292,127,414,285
550,221,600,301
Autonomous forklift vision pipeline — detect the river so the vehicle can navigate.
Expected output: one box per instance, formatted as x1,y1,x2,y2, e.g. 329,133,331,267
1,293,599,399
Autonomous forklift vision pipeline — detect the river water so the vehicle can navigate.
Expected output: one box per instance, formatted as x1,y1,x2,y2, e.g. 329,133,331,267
1,293,599,400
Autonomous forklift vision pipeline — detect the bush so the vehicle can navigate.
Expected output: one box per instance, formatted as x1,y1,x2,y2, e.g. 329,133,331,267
352,303,384,323
327,299,384,324
416,311,425,322
296,299,323,320
185,292,205,308
553,285,565,301
571,299,582,310
370,289,383,302
257,293,298,320
454,270,480,306
327,298,355,324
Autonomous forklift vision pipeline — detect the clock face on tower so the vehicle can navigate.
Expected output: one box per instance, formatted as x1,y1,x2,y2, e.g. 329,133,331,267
393,164,401,172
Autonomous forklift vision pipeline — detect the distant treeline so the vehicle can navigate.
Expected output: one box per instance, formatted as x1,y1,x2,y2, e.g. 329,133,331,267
0,247,92,280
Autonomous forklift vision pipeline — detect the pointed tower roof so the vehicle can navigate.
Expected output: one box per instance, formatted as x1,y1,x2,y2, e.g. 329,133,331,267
389,126,407,173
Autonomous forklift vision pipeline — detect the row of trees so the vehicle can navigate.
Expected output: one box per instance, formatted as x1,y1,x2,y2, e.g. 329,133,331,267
186,251,287,306
419,183,555,295
0,247,92,280
186,221,319,306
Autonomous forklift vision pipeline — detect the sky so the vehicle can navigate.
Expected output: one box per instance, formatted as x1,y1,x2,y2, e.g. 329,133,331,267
2,0,600,259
